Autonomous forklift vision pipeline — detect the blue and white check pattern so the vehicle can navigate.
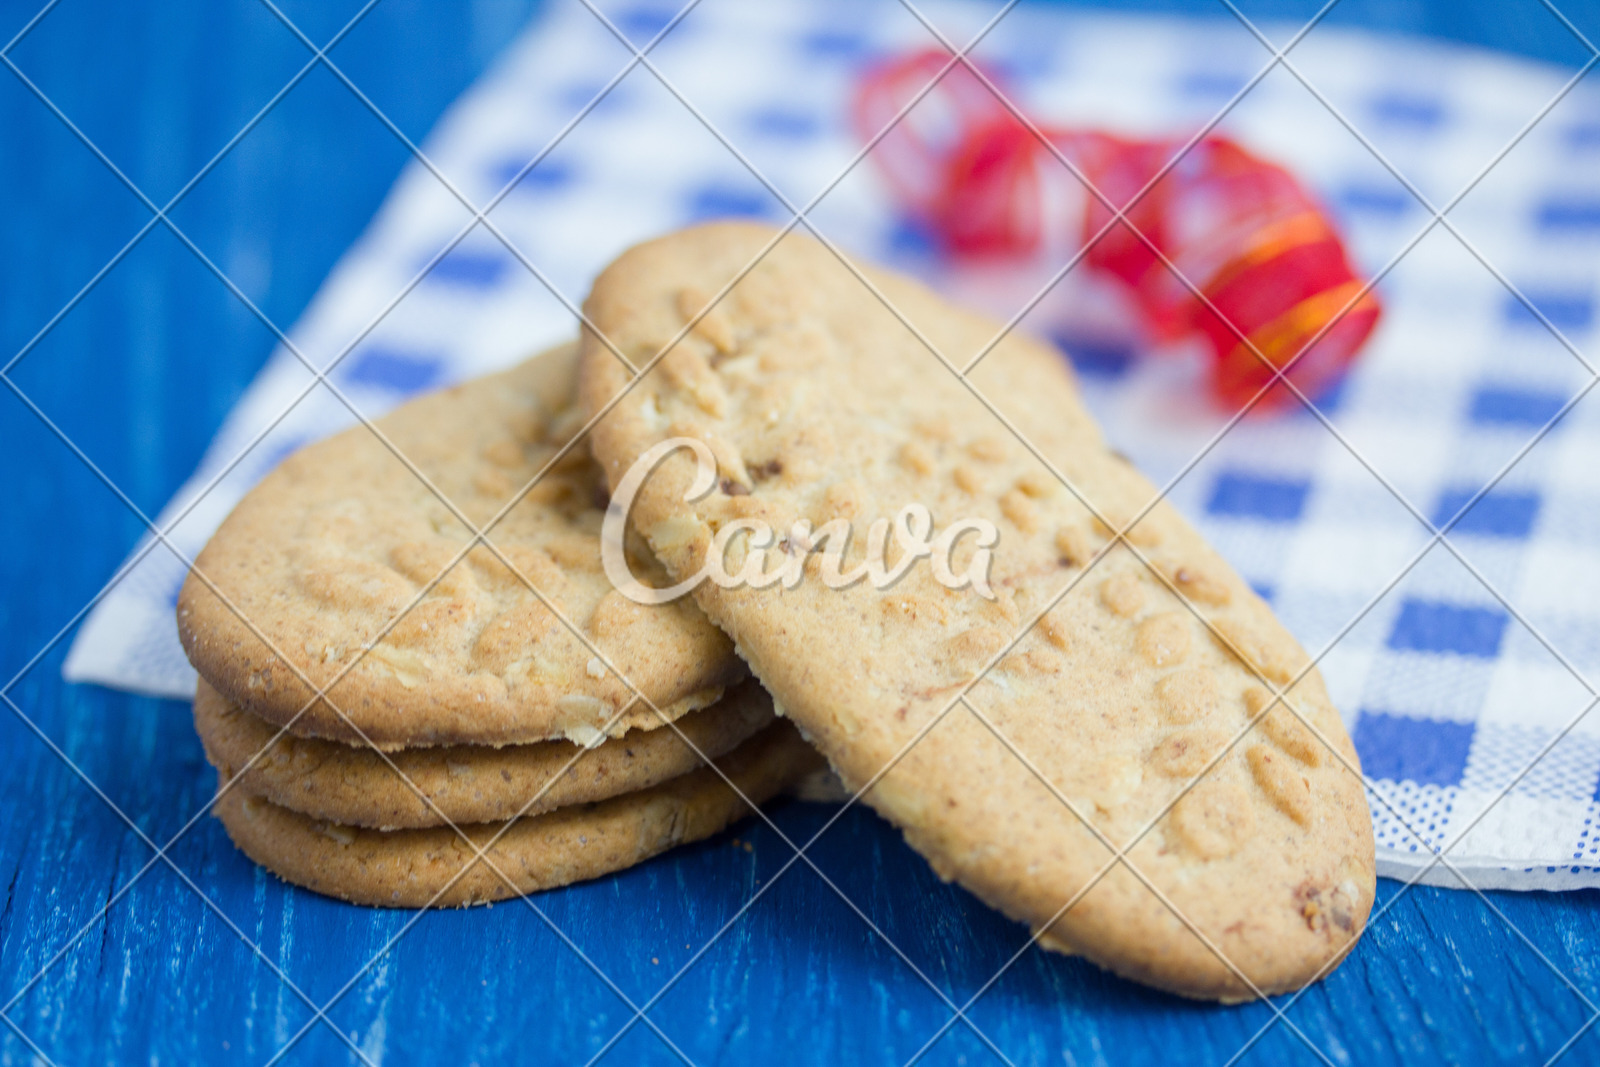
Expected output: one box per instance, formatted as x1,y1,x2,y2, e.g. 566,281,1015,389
62,0,1600,890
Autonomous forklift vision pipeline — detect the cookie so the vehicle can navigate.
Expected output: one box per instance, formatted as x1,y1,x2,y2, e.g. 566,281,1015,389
178,342,744,749
213,720,821,908
194,677,776,829
578,222,1375,1000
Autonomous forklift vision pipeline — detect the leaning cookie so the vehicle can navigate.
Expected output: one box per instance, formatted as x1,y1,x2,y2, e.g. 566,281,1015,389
213,720,821,908
194,677,776,830
178,342,744,749
579,223,1375,1000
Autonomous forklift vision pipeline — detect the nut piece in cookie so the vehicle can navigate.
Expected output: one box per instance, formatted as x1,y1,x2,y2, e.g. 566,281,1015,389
578,223,1375,1000
177,342,744,748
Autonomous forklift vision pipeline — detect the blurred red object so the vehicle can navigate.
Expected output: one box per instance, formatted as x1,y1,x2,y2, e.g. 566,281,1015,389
855,49,1382,411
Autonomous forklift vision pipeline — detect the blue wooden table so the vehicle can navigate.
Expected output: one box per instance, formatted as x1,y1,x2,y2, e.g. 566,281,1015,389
5,1,1600,1063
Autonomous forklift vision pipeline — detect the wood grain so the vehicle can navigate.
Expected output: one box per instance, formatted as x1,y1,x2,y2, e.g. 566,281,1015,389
3,1,1599,1063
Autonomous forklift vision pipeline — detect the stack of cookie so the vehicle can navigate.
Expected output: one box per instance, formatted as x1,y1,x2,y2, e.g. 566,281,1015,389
177,345,821,908
180,223,1377,999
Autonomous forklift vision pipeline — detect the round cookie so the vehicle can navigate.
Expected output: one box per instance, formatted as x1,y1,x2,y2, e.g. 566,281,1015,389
178,342,744,749
578,222,1376,1001
213,720,822,908
194,677,777,829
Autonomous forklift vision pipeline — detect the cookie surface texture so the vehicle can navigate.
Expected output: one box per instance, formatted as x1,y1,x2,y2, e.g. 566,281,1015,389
214,719,821,908
579,222,1375,1000
179,343,743,748
195,678,776,829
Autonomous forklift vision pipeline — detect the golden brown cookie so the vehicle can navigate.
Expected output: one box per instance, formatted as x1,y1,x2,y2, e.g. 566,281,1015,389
578,222,1375,1000
213,720,822,908
178,343,744,749
194,677,777,829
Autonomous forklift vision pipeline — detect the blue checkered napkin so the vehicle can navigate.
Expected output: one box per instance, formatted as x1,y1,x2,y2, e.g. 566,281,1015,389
63,0,1600,889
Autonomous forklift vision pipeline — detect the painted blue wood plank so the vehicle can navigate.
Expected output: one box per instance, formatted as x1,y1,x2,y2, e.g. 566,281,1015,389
5,1,1600,1065
6,677,1600,1066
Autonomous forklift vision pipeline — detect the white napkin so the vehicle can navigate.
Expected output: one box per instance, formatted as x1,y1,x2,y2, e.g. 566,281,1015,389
64,0,1600,890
